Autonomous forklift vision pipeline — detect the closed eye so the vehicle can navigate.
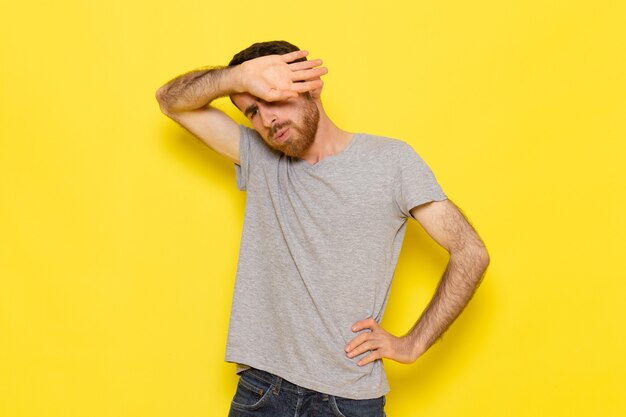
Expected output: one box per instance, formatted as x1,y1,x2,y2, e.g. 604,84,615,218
244,104,259,119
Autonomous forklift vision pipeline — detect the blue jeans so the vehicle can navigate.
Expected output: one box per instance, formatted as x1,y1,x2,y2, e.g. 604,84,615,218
228,367,386,417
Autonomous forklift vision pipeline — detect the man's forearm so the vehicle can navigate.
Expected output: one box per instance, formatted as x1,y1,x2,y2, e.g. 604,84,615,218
156,66,240,114
156,51,327,117
406,243,490,358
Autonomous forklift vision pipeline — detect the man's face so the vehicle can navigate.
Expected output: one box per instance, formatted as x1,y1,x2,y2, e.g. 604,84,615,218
232,93,320,158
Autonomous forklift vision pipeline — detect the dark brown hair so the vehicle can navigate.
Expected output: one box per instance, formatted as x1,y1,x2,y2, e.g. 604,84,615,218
228,40,306,67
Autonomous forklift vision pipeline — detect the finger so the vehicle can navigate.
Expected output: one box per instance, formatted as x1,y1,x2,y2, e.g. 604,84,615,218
346,340,378,358
310,78,323,98
291,67,328,82
290,79,324,94
357,351,381,367
288,59,323,71
281,50,308,63
351,317,377,332
344,332,372,353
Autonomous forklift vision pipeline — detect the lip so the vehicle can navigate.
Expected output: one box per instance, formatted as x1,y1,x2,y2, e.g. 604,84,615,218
273,127,289,143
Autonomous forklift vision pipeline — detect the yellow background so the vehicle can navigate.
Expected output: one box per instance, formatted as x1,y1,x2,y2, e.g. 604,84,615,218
1,0,625,416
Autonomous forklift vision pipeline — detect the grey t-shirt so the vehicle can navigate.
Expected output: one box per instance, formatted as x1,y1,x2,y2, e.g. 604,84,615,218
225,125,447,399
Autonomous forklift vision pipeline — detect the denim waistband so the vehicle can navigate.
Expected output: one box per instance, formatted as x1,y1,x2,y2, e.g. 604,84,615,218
242,367,330,397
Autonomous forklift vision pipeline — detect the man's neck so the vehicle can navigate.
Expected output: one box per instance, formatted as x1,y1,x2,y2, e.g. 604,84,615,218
299,112,353,165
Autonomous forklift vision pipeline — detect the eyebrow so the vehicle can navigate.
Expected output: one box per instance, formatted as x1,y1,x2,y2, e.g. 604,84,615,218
244,103,259,118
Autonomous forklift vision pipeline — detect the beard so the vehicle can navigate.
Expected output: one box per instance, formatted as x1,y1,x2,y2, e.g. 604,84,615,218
267,99,320,158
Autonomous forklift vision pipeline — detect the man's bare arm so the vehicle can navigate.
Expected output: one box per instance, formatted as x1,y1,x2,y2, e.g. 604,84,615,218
157,65,234,113
155,51,327,163
156,65,242,162
404,199,490,357
345,199,490,365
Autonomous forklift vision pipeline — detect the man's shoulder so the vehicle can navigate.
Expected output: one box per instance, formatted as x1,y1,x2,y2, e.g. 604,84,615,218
240,124,282,158
355,132,413,153
346,133,418,173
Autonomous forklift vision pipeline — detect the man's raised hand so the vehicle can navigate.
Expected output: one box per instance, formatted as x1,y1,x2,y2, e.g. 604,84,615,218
236,50,328,102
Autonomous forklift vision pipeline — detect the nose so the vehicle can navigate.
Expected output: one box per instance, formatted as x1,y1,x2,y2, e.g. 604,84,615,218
258,105,278,129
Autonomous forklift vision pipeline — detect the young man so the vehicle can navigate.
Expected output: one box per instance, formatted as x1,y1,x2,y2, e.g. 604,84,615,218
156,41,490,417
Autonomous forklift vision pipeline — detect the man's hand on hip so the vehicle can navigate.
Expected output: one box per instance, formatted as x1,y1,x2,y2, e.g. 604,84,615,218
344,317,420,366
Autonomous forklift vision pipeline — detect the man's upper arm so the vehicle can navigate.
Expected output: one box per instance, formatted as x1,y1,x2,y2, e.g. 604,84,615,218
165,106,240,164
409,200,487,255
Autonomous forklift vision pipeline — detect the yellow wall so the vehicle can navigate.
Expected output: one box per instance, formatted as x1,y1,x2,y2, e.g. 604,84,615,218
1,1,624,416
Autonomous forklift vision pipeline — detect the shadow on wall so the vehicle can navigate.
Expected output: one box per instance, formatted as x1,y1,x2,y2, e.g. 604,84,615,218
155,118,247,409
158,118,243,192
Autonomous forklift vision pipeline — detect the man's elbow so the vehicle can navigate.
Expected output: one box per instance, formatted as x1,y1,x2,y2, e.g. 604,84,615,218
475,242,490,273
155,86,173,116
473,246,490,292
453,240,490,272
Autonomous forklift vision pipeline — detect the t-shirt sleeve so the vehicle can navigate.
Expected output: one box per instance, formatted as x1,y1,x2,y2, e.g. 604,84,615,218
394,142,447,218
234,125,251,191
234,125,279,191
